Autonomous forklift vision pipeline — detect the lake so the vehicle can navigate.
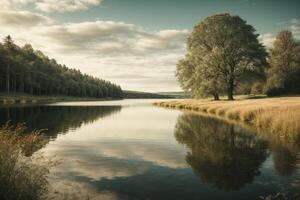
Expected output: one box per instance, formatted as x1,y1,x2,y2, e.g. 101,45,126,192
0,99,299,200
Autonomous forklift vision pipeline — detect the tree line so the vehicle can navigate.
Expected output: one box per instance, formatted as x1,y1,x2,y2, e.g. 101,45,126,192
176,13,300,100
0,36,123,98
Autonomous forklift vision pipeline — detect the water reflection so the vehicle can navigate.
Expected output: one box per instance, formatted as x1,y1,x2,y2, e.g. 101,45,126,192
1,102,300,199
271,144,299,177
174,114,269,191
0,105,121,138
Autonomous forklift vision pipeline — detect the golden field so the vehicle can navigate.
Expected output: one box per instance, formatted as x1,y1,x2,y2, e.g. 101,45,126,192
154,96,300,143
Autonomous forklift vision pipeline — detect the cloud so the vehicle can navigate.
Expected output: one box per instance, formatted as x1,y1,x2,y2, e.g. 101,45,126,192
31,20,188,56
291,18,300,39
0,0,102,13
0,10,52,28
0,0,34,10
259,33,276,49
47,140,187,179
34,20,141,54
35,0,102,13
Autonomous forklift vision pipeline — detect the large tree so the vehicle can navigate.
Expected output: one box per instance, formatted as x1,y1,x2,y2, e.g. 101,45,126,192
177,13,267,100
266,31,300,96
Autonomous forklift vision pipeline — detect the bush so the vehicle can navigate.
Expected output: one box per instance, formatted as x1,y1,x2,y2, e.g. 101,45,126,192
0,123,52,200
251,81,264,95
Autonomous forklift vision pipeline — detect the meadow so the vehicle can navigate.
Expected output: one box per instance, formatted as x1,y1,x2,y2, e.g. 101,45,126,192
154,96,300,144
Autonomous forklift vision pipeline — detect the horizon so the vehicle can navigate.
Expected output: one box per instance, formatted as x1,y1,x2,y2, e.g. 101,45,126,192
0,0,299,92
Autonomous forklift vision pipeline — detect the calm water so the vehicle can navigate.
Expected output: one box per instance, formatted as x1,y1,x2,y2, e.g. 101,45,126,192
0,99,299,200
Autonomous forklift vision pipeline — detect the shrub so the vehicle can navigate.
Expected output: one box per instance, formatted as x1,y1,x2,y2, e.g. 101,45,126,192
0,123,52,200
251,81,264,95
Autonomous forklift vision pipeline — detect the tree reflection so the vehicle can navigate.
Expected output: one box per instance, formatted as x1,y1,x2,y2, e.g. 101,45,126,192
271,144,298,177
0,105,121,138
174,114,268,191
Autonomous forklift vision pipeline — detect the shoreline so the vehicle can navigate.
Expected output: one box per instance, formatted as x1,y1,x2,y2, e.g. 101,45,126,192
154,97,300,148
0,92,177,105
0,94,123,105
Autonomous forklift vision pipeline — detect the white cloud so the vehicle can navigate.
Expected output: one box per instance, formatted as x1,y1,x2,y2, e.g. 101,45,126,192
259,33,276,49
0,0,34,10
0,10,53,28
0,0,102,13
35,0,102,13
31,21,188,56
291,18,300,39
46,140,186,182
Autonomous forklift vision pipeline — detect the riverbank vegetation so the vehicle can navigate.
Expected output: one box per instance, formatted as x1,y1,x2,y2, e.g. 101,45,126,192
154,96,300,143
0,36,122,98
0,123,52,200
176,13,300,100
0,92,121,104
123,90,175,99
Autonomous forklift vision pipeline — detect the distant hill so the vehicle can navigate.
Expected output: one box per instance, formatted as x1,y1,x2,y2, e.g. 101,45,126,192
123,90,189,99
157,92,191,99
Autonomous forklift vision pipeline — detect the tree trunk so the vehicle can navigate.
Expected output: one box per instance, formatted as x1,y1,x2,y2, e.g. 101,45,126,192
19,75,24,93
227,89,234,100
213,93,220,101
227,78,234,100
6,64,10,94
13,75,16,92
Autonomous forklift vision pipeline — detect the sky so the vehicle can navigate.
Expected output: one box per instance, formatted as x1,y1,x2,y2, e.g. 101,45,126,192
0,0,299,92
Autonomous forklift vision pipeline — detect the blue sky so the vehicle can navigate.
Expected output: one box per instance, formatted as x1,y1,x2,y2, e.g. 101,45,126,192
49,0,300,32
0,0,299,92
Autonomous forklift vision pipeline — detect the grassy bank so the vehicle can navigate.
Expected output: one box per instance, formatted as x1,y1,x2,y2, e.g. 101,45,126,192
0,93,120,105
154,96,300,143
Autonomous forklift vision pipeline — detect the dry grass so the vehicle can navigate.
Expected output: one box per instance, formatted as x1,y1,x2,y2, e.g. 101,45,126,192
0,123,53,200
154,96,300,143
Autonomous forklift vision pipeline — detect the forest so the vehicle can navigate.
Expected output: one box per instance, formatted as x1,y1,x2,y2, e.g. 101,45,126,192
0,36,123,98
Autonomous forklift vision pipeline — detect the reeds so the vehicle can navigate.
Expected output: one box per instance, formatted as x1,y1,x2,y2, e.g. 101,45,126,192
154,97,300,142
0,123,52,200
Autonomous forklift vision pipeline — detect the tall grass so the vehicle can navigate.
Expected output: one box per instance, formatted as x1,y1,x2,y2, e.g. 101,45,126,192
0,123,52,200
154,97,300,143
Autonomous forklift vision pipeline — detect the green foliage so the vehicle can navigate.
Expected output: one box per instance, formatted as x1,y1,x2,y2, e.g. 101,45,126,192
176,13,267,100
0,36,123,98
266,31,300,96
176,56,202,98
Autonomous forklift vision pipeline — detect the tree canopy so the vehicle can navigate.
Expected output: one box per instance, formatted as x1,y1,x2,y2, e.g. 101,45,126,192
176,13,267,100
266,31,300,96
0,36,123,98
